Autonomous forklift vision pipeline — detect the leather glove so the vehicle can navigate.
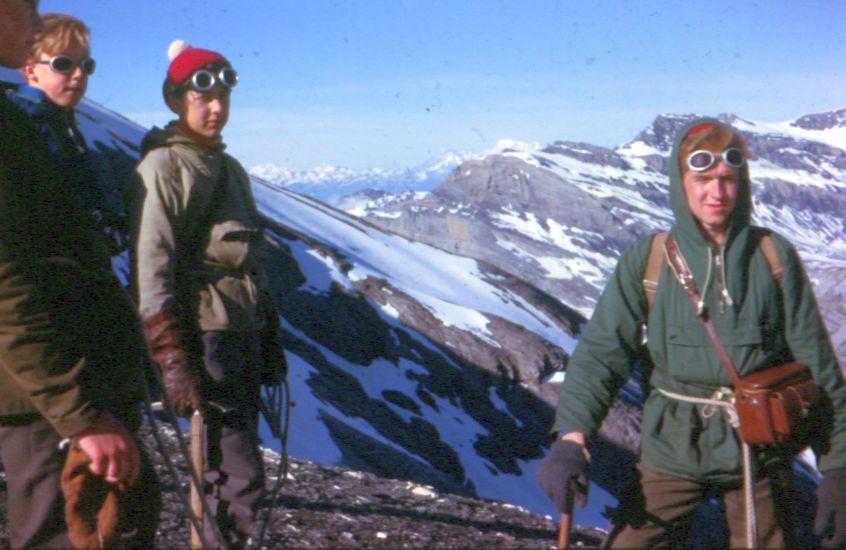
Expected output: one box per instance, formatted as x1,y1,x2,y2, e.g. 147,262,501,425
142,306,204,416
815,468,846,548
536,439,590,514
258,291,287,386
62,445,123,549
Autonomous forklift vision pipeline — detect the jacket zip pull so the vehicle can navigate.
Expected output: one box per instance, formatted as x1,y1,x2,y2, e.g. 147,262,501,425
698,246,714,316
715,247,734,315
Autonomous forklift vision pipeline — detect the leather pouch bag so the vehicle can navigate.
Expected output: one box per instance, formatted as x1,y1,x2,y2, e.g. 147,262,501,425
734,361,821,445
665,235,822,447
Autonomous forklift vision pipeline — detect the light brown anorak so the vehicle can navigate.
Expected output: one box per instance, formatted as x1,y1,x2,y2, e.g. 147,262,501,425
134,123,267,332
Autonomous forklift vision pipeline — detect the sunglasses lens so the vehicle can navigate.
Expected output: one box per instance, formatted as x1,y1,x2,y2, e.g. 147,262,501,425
724,148,743,168
80,58,96,75
688,151,715,171
220,68,239,88
50,56,74,73
192,70,214,91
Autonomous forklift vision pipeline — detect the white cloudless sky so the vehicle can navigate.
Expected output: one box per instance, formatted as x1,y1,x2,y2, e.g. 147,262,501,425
41,0,846,170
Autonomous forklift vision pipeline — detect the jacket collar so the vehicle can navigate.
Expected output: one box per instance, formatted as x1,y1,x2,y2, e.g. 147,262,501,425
140,120,227,156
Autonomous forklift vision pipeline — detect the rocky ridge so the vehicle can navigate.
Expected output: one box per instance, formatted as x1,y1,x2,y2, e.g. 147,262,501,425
348,113,846,362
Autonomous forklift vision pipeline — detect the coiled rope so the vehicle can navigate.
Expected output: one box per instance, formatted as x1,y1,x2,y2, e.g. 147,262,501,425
251,379,293,549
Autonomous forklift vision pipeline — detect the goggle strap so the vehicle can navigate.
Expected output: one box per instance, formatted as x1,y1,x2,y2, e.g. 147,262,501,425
686,123,715,137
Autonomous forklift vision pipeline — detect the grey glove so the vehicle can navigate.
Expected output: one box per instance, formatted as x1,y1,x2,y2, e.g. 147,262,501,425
815,468,846,548
536,439,589,514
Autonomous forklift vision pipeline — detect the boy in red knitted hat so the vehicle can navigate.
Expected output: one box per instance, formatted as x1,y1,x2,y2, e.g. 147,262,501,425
133,40,285,549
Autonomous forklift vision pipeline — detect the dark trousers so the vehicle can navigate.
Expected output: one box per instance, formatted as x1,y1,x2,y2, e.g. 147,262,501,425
0,416,69,549
0,415,160,549
606,464,794,549
201,331,265,548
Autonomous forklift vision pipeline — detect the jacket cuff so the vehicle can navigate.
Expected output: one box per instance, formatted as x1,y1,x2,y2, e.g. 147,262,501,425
49,405,101,439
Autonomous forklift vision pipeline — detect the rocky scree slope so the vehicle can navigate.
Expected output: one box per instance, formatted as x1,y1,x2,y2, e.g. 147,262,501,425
0,421,608,549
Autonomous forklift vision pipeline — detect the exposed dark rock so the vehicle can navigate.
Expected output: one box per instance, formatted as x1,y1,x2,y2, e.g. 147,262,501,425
541,141,631,170
791,108,846,131
0,420,608,549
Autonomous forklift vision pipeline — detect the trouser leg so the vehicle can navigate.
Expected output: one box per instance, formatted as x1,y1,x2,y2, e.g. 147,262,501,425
723,462,793,549
204,415,265,547
608,465,705,549
0,416,71,549
201,331,265,548
116,445,163,549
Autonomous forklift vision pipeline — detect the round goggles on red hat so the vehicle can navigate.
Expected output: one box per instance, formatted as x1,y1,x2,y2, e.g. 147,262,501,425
36,55,96,76
686,148,744,172
187,67,238,92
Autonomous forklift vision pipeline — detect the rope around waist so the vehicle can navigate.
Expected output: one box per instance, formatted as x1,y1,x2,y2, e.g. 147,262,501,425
656,386,740,429
655,385,758,547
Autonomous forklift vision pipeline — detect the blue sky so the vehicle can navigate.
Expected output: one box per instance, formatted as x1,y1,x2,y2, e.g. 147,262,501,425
41,0,846,170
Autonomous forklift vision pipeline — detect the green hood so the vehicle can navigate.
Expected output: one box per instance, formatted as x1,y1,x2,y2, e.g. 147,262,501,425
667,117,755,314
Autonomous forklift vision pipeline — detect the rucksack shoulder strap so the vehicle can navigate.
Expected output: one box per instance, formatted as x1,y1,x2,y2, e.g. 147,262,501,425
757,232,784,285
643,232,669,308
641,228,783,312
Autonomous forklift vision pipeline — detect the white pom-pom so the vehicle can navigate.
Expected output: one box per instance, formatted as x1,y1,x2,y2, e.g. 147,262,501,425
168,39,192,61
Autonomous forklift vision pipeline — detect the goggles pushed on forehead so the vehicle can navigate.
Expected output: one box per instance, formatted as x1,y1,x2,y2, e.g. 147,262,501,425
187,67,238,92
686,148,744,172
36,55,96,75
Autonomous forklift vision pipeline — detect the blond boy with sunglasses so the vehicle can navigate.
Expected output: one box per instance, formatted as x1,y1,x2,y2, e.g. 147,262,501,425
21,13,94,109
8,13,127,254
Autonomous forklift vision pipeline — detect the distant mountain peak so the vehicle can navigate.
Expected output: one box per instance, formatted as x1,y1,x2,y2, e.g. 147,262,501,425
791,107,846,131
248,150,474,204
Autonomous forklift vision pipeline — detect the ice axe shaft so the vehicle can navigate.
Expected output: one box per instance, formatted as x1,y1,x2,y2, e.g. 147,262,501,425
190,410,204,549
557,478,577,549
558,512,573,549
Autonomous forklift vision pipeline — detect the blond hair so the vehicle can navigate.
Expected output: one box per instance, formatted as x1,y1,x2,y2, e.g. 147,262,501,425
679,122,750,173
27,13,90,60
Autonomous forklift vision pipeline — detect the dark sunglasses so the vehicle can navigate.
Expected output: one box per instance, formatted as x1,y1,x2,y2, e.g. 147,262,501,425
687,148,744,172
188,67,239,92
36,55,96,75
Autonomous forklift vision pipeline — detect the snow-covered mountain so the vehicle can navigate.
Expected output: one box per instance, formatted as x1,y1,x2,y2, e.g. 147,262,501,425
348,113,846,367
3,62,832,544
0,67,598,526
249,151,471,205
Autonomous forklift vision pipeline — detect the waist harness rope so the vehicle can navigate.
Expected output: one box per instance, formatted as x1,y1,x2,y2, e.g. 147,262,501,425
656,386,757,546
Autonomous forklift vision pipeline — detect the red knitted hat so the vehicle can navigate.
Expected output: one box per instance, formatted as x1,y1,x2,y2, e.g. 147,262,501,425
164,40,231,91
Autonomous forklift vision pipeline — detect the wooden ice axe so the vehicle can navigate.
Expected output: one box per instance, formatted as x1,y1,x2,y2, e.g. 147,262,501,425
557,478,577,549
190,410,205,549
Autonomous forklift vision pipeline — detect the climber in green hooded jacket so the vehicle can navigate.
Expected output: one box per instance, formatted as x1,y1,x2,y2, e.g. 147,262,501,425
537,118,846,548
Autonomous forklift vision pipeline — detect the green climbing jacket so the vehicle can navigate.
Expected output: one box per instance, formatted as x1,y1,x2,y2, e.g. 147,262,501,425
552,117,846,482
